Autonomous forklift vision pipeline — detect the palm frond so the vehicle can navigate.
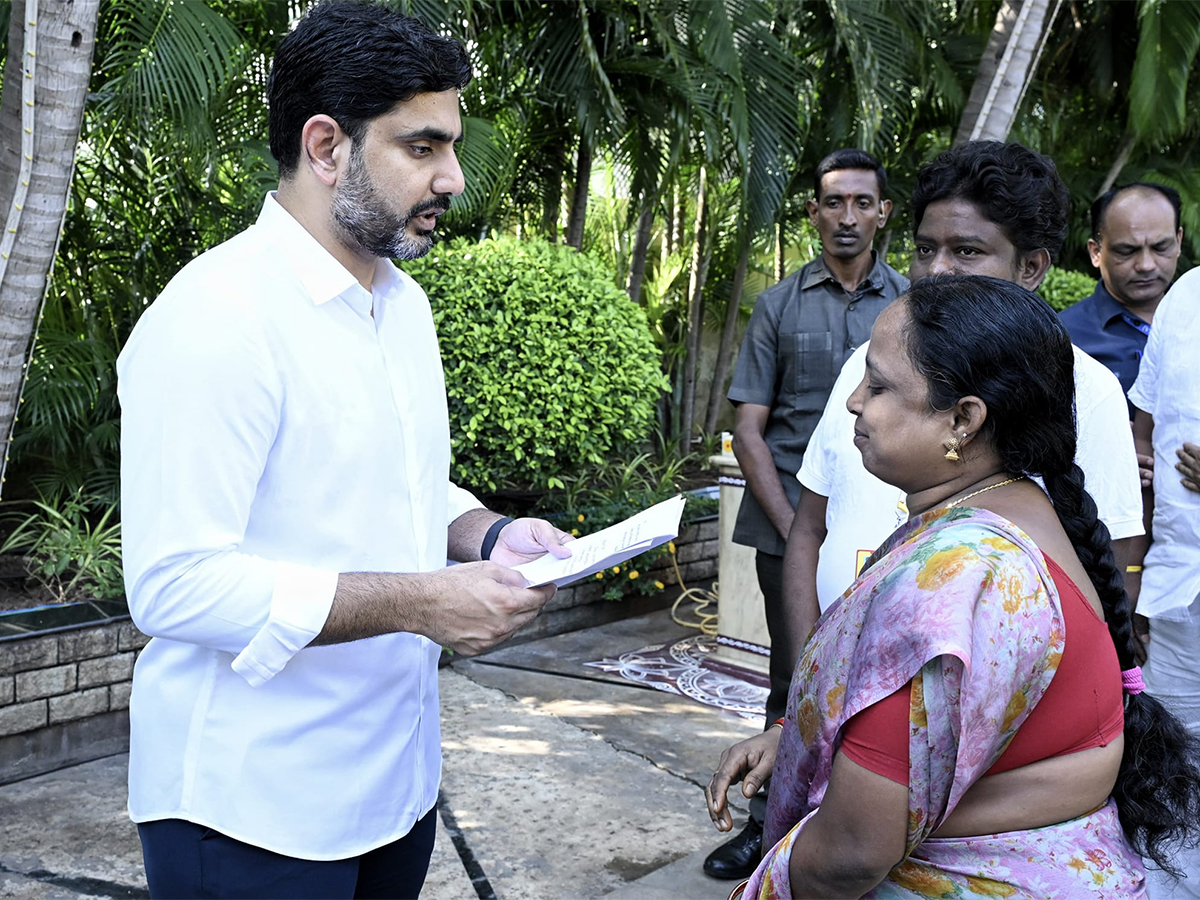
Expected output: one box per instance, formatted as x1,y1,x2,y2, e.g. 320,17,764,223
1128,0,1200,144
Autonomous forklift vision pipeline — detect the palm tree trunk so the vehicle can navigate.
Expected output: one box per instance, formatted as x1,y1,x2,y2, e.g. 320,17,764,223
1097,132,1137,197
565,139,592,250
670,182,685,257
679,165,709,455
954,0,1054,145
775,220,785,283
660,186,675,266
0,0,100,496
704,237,750,434
626,205,654,302
541,146,564,242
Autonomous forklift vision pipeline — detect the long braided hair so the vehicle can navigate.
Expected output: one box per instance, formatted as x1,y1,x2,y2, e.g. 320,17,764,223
903,274,1200,872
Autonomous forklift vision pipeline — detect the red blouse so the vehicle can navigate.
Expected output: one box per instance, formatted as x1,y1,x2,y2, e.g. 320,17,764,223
840,554,1124,784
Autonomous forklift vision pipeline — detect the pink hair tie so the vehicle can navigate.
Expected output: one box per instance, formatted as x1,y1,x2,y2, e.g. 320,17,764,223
1122,666,1145,695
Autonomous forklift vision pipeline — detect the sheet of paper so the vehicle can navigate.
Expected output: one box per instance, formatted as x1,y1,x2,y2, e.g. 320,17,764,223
514,495,686,589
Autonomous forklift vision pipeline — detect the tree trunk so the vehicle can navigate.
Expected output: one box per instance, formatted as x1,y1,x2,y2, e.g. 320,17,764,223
678,165,708,455
670,181,684,257
775,220,785,282
954,0,1053,145
660,185,674,266
704,237,750,434
0,0,100,496
1097,132,1137,198
540,146,563,242
626,204,654,302
565,139,592,250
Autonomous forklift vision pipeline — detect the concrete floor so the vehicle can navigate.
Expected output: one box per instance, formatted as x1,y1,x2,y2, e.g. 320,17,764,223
0,610,761,899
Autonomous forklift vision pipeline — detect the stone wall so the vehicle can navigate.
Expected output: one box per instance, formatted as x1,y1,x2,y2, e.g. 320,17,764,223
0,515,718,783
1,620,148,784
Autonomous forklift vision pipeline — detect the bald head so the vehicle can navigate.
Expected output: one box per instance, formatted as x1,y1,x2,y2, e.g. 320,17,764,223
1088,184,1183,318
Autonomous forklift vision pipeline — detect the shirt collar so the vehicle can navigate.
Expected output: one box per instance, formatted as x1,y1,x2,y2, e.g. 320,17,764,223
800,251,885,292
255,192,372,309
1090,280,1146,327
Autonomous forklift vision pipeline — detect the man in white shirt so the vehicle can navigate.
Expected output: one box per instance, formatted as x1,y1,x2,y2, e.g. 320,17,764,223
118,4,570,897
785,142,1143,644
1128,267,1200,899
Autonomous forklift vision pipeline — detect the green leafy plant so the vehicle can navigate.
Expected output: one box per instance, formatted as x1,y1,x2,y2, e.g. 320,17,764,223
0,491,124,603
405,236,670,493
1040,267,1097,312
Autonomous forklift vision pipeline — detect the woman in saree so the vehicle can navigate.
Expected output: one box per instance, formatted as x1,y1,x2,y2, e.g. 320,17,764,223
709,275,1200,899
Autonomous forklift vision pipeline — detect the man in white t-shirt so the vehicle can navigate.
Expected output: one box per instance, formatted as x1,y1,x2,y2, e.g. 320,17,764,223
784,142,1144,644
1128,267,1200,899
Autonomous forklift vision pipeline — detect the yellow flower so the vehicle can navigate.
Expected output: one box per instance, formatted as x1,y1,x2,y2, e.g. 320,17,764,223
629,570,639,579
915,546,975,591
612,566,621,574
964,876,1018,897
654,580,665,589
1000,690,1028,732
570,528,579,536
595,572,604,580
891,860,956,895
577,514,585,523
668,541,676,554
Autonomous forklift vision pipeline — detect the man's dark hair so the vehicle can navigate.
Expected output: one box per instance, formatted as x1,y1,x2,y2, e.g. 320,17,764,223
1090,182,1183,241
911,141,1070,263
268,1,472,179
813,149,888,200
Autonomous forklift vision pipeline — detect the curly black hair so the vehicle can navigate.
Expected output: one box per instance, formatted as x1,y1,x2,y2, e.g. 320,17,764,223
911,142,1070,263
902,274,1200,874
268,1,472,180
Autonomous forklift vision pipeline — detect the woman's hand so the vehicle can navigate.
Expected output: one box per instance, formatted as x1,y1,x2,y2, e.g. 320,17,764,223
705,727,782,832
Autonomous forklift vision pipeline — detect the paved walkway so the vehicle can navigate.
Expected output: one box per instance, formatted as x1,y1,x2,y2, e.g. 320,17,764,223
0,610,760,899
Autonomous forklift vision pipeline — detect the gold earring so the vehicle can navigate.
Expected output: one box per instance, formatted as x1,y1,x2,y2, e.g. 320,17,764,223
943,435,962,462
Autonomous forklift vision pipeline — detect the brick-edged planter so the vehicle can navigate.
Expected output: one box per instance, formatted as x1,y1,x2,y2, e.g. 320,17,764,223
0,514,718,783
1,619,148,784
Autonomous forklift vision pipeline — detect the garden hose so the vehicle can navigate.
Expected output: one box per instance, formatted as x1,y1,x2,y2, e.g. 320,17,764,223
667,543,719,636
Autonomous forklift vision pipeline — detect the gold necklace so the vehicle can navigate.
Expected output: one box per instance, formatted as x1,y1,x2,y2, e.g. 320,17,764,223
944,475,1027,510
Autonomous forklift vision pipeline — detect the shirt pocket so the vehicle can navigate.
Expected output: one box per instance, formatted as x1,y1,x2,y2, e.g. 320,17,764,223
781,330,834,394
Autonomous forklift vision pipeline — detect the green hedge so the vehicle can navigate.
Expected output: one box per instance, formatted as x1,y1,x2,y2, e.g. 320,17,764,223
405,237,669,492
1040,267,1096,312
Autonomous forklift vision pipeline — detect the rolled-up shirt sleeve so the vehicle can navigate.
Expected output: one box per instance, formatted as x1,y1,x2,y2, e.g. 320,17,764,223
118,291,337,686
447,482,484,527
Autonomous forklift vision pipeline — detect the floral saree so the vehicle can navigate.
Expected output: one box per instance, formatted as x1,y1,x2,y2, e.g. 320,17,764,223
739,506,1145,899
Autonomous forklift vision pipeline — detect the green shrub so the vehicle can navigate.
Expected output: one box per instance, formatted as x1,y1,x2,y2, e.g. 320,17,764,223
1040,267,1096,312
405,237,670,492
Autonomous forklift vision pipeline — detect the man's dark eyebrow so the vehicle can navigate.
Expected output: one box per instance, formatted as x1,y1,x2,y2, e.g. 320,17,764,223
914,231,988,246
396,126,463,144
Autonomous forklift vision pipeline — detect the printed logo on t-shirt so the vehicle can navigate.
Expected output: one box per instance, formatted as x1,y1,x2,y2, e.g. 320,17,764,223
855,548,872,576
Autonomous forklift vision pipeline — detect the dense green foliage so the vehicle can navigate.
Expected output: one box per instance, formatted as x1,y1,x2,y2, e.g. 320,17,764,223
405,237,669,493
2,0,1200,604
1040,267,1098,313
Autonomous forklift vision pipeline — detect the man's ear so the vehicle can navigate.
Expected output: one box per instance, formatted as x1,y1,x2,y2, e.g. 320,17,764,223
879,198,893,227
1016,247,1052,292
299,114,351,188
806,197,819,226
1087,237,1102,271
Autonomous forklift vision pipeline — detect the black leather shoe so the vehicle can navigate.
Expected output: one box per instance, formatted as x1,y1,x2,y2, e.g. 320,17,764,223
702,818,763,880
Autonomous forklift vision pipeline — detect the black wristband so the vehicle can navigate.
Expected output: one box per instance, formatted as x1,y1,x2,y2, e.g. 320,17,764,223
480,517,514,561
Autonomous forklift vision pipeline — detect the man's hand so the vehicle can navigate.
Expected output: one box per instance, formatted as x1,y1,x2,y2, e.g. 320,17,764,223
489,517,574,567
417,562,555,655
1132,420,1154,487
1177,442,1200,493
705,728,782,833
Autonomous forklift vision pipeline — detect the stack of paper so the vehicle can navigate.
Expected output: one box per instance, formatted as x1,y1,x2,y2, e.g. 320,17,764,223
514,495,686,589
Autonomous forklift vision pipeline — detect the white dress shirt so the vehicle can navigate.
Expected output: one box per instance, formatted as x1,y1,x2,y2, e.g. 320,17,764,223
798,341,1145,611
1128,267,1200,619
118,194,481,859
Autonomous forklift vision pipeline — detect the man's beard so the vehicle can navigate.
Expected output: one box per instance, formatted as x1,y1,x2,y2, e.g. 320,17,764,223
331,149,449,261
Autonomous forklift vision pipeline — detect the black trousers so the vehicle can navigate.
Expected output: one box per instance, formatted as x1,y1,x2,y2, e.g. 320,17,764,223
137,809,437,900
750,550,796,825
